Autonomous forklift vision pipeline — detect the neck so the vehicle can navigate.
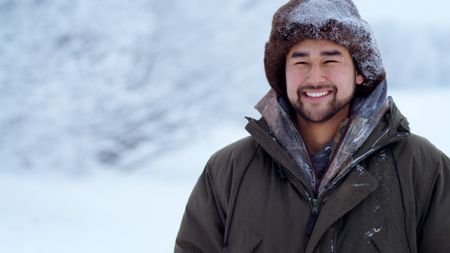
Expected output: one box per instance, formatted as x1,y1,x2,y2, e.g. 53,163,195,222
296,105,350,154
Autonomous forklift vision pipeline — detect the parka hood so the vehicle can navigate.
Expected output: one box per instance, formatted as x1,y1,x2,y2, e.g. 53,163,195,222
264,0,386,97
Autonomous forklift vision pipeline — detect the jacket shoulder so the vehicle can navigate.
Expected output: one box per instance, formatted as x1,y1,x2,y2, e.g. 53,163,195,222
175,136,261,252
395,133,448,163
200,136,262,212
206,136,260,175
392,133,450,200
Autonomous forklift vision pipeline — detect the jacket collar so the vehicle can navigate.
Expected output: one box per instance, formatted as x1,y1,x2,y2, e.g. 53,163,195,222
254,81,389,196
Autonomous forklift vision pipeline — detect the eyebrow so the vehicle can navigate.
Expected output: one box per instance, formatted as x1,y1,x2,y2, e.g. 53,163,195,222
291,51,309,58
290,50,343,58
321,50,342,57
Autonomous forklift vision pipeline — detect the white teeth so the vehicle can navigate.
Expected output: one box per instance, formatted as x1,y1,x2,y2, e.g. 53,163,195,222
306,91,328,97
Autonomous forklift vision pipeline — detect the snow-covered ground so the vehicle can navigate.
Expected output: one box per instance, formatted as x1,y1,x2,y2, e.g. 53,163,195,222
0,89,449,253
0,172,192,253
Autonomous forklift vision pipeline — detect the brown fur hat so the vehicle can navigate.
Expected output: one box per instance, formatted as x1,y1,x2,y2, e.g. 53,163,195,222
264,0,386,97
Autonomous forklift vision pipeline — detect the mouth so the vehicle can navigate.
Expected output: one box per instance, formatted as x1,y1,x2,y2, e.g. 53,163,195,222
300,88,334,99
304,90,331,98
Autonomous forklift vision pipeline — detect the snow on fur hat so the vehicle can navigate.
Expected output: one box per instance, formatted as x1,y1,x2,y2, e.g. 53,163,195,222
264,0,386,96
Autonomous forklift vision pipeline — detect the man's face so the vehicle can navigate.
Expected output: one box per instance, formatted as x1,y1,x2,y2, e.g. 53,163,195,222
285,39,364,123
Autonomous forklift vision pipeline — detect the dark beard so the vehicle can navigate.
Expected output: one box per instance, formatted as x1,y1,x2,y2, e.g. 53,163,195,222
291,85,354,123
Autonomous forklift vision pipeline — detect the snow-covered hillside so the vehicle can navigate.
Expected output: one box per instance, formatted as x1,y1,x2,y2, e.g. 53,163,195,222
1,0,449,173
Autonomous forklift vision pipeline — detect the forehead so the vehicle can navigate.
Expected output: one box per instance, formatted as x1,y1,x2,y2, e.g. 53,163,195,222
287,39,351,57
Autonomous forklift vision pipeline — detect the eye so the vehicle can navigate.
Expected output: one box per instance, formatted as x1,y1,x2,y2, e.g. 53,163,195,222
294,61,308,65
324,60,339,64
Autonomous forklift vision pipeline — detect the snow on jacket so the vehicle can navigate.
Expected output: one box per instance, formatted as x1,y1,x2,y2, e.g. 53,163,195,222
175,99,450,252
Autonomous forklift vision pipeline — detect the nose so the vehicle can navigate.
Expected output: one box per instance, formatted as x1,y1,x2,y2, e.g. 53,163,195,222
306,65,327,85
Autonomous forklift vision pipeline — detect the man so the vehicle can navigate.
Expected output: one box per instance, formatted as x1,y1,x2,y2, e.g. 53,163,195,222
175,0,450,252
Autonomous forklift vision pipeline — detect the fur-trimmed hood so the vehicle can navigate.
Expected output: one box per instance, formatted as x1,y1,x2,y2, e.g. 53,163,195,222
264,0,385,97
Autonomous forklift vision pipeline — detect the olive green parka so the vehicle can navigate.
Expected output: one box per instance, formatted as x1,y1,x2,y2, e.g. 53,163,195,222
175,100,450,253
176,1,450,250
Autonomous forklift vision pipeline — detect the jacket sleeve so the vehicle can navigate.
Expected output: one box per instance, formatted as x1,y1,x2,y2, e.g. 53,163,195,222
417,153,450,253
175,164,226,253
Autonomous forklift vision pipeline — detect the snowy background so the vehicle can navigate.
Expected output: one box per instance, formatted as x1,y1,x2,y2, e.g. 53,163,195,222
0,0,449,252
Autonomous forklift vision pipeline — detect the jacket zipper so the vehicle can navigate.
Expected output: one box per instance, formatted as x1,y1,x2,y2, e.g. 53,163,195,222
305,132,408,238
305,120,355,238
306,197,320,237
305,124,350,238
279,166,321,238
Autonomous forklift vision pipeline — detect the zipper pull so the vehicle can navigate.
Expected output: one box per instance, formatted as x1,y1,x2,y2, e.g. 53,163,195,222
306,198,320,238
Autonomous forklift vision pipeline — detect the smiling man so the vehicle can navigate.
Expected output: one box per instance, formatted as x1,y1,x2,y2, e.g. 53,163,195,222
175,0,450,252
285,40,365,154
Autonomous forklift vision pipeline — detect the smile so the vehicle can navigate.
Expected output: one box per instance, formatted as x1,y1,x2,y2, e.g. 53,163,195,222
302,89,333,98
305,91,330,98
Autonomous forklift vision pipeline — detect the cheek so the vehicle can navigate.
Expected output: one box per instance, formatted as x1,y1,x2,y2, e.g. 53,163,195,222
285,78,299,101
336,80,356,99
329,69,357,96
340,86,355,97
285,68,302,96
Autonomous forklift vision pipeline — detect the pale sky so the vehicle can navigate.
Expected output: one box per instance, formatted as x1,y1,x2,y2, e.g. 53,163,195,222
355,0,450,26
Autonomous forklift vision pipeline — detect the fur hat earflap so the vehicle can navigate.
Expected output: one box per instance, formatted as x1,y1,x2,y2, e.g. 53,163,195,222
264,0,386,97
